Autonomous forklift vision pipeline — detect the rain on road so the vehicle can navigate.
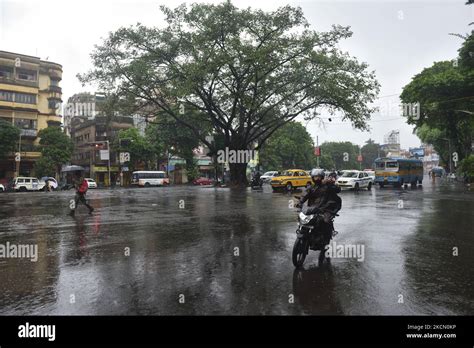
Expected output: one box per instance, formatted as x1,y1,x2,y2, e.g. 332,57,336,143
0,177,473,315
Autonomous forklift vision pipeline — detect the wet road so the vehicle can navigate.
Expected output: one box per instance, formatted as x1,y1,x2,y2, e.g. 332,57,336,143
0,176,473,315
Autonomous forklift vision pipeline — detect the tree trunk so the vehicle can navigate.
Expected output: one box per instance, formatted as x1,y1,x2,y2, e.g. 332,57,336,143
229,162,248,187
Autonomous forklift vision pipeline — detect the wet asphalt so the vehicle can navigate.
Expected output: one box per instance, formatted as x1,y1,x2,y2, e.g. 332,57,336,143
0,176,472,315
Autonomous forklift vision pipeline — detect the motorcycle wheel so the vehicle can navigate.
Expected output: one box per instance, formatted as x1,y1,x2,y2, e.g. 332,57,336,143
318,248,326,263
292,237,308,268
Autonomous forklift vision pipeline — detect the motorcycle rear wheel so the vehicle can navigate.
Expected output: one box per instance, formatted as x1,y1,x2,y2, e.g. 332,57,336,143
292,237,308,268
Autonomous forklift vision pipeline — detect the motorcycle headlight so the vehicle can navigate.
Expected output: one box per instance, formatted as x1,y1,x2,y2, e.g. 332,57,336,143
299,212,314,225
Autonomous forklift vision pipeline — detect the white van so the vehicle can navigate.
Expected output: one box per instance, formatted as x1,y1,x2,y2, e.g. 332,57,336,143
12,177,45,192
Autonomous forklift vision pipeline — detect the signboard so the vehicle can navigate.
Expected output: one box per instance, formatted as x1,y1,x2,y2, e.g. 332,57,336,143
409,148,425,158
314,147,321,157
121,166,129,172
119,152,130,164
100,150,109,161
357,155,363,162
93,166,119,172
15,152,20,162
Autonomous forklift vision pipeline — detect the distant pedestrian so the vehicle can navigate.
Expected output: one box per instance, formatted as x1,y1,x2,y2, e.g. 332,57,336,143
69,174,94,215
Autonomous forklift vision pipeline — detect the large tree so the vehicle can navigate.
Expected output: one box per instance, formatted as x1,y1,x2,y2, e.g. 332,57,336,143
259,121,316,170
0,119,20,159
36,126,74,178
146,111,207,179
400,33,474,164
114,127,155,171
79,1,379,186
319,141,360,170
361,138,384,169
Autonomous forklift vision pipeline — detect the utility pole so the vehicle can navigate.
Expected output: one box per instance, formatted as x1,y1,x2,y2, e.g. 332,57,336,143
106,140,111,187
448,139,452,174
316,135,319,168
15,124,28,177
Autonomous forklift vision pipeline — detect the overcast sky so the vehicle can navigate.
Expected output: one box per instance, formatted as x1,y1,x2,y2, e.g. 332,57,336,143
1,0,472,149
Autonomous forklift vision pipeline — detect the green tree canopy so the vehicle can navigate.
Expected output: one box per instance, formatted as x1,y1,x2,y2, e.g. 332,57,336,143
259,121,316,170
79,1,379,186
36,126,74,178
319,141,360,170
0,119,20,159
400,33,474,162
114,127,155,170
361,138,384,169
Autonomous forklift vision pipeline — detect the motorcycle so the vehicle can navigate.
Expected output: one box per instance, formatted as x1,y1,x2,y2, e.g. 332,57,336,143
292,205,338,267
250,176,263,190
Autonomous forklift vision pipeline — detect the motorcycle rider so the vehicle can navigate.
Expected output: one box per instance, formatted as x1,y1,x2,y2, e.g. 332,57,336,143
296,169,341,248
251,170,262,187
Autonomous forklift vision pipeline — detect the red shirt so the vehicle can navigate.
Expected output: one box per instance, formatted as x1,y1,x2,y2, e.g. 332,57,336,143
77,179,88,194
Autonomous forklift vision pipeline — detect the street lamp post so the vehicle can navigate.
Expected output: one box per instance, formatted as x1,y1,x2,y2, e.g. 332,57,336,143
15,124,29,177
89,140,111,187
316,135,319,168
106,140,111,187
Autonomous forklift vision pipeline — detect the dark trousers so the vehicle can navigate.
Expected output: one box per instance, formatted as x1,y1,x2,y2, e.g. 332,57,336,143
72,193,93,213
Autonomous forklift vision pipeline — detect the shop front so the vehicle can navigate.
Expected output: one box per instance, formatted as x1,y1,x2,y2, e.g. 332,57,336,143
92,165,120,187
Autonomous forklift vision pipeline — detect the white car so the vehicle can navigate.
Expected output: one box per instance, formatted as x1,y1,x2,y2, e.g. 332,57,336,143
363,170,376,180
0,183,4,192
12,177,45,192
85,178,97,189
260,171,280,183
336,170,373,191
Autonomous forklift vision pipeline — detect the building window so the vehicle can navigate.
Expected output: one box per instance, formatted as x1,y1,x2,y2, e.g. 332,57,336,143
14,118,37,130
50,79,59,87
0,90,14,102
16,69,37,81
0,66,13,78
15,92,36,104
48,99,59,109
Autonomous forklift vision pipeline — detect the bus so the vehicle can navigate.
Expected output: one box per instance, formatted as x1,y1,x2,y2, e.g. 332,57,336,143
374,157,423,188
131,171,170,187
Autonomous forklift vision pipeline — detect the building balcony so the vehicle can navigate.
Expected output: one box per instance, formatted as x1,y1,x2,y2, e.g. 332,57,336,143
0,76,39,88
20,129,37,138
47,85,62,94
95,136,108,142
19,143,40,152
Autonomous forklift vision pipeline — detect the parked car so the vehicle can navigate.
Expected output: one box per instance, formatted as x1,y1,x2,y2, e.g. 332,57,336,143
12,177,45,192
260,171,280,183
85,178,97,189
193,177,214,185
363,169,376,180
271,169,312,191
336,170,373,191
0,183,4,192
40,177,58,191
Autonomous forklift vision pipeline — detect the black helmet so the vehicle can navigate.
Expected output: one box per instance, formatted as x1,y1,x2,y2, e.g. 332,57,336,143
310,168,325,178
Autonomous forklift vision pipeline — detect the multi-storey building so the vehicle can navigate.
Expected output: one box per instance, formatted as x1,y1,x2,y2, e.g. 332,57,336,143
0,50,62,179
70,115,134,186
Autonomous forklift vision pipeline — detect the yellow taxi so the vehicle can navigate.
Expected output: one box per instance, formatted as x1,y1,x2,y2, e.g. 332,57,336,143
270,169,313,191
